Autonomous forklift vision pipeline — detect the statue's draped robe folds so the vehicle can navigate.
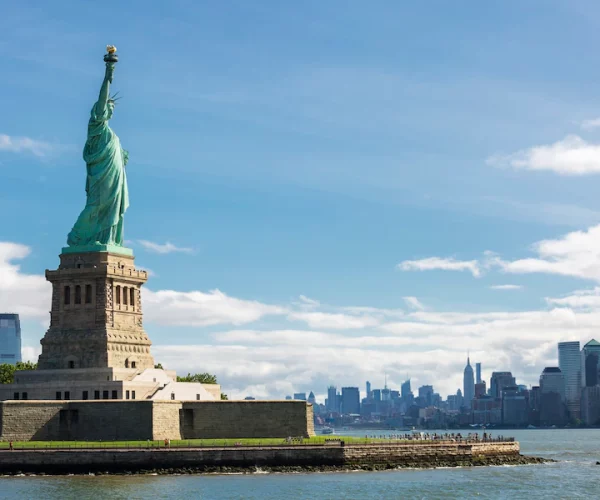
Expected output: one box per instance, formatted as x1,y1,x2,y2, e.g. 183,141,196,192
67,100,129,247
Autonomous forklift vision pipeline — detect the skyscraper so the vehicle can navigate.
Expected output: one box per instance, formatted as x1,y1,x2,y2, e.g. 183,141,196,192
326,386,338,412
341,387,360,414
0,314,22,365
558,341,581,419
490,372,516,399
366,381,371,398
476,362,482,384
463,356,475,406
401,379,412,398
582,339,600,387
539,367,567,426
540,367,565,400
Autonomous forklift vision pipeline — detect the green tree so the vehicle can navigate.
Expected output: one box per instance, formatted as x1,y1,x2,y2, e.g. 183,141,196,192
176,372,218,384
221,393,228,400
0,361,37,384
154,363,164,369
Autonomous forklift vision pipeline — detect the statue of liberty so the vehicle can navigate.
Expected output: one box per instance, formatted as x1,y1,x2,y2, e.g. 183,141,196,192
65,46,130,254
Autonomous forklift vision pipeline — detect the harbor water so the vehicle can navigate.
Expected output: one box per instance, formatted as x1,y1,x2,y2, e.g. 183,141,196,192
0,428,597,499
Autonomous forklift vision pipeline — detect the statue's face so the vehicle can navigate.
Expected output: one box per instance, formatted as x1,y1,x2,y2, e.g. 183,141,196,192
107,102,115,119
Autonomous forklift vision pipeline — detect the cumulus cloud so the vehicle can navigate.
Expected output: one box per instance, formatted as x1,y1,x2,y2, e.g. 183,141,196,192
546,288,600,309
137,240,194,254
398,257,481,277
143,288,287,327
486,135,600,175
286,311,380,330
152,301,594,399
0,134,54,157
495,224,600,282
403,296,425,310
0,242,50,321
490,284,523,290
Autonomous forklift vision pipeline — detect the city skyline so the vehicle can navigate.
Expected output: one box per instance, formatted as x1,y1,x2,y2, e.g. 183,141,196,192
5,3,600,399
304,338,600,427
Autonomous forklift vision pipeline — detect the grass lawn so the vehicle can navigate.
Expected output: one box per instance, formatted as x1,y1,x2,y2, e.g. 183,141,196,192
0,435,420,450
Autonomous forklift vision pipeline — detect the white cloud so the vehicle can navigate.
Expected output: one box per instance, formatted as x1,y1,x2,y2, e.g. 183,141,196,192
490,284,522,290
143,288,286,327
546,288,600,309
0,134,54,157
152,300,595,399
295,295,320,309
486,135,600,175
403,296,425,310
494,224,600,282
21,346,41,363
581,118,600,130
0,242,50,321
137,240,194,255
398,257,481,277
287,311,380,330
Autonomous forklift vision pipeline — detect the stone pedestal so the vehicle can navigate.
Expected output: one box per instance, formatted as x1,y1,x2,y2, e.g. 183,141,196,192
37,251,154,371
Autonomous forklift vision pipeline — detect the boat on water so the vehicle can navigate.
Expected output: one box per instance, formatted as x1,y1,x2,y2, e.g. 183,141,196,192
319,426,334,435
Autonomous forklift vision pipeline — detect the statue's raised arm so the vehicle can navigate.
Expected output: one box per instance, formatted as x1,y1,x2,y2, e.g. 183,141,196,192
96,63,114,112
65,46,130,253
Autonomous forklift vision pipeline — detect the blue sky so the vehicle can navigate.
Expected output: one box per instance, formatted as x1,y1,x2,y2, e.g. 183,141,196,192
3,1,600,399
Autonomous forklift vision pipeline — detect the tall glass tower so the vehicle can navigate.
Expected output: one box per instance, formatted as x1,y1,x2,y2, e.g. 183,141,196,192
558,341,581,419
0,314,22,365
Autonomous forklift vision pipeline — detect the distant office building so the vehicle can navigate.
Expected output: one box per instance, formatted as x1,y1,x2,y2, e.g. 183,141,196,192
326,386,338,412
244,396,256,400
447,394,461,411
293,392,307,401
581,386,600,426
490,372,516,399
381,387,391,402
540,367,565,400
341,387,360,414
401,379,412,398
418,385,434,407
372,389,381,402
285,395,292,400
308,391,316,405
582,339,600,387
539,367,567,426
0,314,22,365
472,395,502,424
463,357,475,406
558,341,581,419
366,381,371,398
476,362,482,384
502,386,527,426
474,382,486,398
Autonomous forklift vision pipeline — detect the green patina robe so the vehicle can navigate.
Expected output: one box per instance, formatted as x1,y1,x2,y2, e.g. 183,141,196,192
67,100,129,247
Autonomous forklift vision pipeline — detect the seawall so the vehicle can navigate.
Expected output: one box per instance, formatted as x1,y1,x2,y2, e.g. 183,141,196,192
0,441,545,474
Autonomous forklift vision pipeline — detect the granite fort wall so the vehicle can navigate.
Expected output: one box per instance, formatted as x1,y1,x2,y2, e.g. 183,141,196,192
0,442,521,474
0,400,314,441
0,401,154,441
180,401,315,439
